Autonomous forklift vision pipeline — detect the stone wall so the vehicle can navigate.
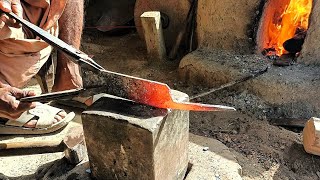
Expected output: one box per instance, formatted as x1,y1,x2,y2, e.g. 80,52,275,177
196,0,261,54
298,0,320,65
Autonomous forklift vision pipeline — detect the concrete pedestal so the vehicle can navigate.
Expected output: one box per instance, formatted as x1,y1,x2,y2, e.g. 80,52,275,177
82,91,189,180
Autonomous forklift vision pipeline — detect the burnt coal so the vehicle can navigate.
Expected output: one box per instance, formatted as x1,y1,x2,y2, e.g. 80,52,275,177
268,55,279,61
273,53,295,66
262,48,295,66
283,30,307,54
262,29,307,66
261,47,276,56
262,48,279,60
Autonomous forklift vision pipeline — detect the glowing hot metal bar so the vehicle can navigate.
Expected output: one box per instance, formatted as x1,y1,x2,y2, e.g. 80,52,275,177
80,69,236,111
21,69,235,112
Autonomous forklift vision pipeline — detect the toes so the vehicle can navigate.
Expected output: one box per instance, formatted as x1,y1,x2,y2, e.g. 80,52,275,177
84,97,94,106
58,111,67,118
54,111,67,123
52,119,58,124
24,120,38,128
54,114,63,122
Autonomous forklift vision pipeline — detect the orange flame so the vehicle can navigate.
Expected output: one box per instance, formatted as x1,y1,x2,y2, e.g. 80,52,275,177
267,0,312,55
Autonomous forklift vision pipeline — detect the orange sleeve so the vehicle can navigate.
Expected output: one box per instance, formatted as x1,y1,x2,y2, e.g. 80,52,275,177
23,0,68,30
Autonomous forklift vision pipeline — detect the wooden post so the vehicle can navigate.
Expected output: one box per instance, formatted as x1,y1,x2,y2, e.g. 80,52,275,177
140,11,167,62
303,117,320,156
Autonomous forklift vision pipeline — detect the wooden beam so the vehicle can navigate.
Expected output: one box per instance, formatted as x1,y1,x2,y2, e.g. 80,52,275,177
303,117,320,156
140,11,167,62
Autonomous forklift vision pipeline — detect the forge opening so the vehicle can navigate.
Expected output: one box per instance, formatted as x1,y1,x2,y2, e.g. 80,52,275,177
257,0,312,61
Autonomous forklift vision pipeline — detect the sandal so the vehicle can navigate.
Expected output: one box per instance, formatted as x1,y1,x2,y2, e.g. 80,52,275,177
0,103,75,135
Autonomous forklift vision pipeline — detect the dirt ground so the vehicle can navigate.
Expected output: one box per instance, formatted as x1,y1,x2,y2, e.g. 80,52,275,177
79,28,320,180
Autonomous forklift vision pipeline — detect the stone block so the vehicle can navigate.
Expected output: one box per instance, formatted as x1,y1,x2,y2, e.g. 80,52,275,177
82,91,189,180
179,49,268,87
178,48,320,119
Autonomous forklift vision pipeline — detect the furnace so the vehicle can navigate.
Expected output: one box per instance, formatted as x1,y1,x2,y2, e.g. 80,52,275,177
179,0,320,120
257,0,312,61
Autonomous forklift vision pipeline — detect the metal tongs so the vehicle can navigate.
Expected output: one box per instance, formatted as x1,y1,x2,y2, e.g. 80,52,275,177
2,11,235,111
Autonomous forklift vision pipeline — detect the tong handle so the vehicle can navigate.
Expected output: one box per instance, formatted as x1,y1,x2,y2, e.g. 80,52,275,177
20,89,83,102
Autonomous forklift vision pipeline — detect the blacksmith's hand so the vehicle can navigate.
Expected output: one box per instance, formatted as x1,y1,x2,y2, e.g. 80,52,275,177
0,0,22,28
0,83,36,120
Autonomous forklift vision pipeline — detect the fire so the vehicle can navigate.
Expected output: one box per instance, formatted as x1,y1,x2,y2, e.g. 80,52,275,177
266,0,312,56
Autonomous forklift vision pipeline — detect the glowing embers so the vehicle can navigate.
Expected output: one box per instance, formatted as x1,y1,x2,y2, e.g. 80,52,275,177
262,0,312,64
